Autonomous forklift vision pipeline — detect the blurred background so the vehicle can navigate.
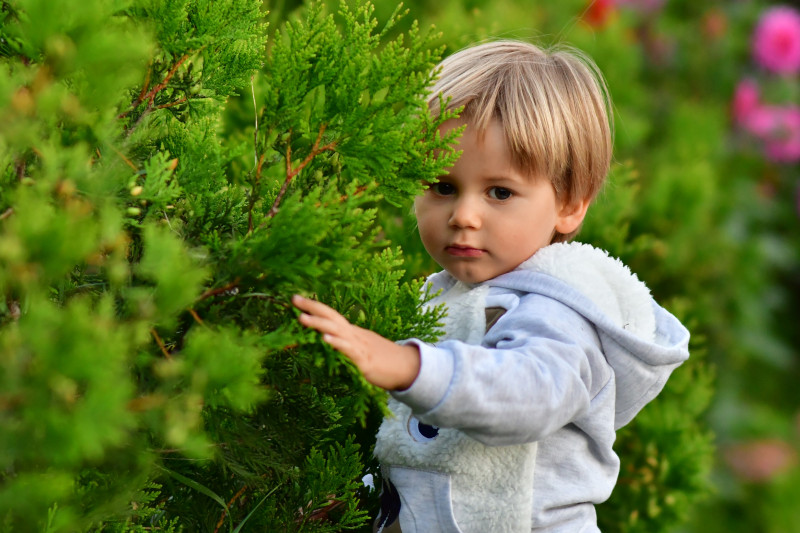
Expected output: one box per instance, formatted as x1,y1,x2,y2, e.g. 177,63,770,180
2,0,797,530
264,0,800,530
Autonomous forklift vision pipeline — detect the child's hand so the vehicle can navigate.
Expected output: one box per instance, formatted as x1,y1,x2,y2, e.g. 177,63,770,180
292,295,421,391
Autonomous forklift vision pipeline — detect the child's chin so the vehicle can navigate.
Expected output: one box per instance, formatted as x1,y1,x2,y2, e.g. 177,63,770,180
448,269,493,285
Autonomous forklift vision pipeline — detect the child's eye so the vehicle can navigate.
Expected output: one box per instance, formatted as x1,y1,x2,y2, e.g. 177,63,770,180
488,187,512,200
431,182,456,196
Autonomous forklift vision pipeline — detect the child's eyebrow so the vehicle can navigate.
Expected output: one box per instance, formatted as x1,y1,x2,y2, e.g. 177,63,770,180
482,174,522,183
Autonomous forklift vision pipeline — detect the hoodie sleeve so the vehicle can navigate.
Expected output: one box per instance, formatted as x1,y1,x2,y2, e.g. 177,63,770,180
392,292,612,446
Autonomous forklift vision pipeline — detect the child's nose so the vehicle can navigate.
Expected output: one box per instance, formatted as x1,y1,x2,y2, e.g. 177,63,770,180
448,196,482,229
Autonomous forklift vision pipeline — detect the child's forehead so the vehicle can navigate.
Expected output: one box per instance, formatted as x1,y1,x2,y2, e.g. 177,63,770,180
438,115,543,181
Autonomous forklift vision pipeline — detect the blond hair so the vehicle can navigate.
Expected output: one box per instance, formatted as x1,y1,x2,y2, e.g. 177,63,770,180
428,40,613,242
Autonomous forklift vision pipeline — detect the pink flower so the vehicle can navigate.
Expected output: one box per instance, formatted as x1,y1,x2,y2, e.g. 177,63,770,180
752,6,800,75
735,94,800,163
742,105,780,137
725,439,797,483
763,106,800,162
732,79,760,124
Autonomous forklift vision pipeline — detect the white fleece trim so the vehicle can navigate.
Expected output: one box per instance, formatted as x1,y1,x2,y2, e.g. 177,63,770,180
377,280,535,532
375,399,536,532
519,242,656,343
423,282,488,345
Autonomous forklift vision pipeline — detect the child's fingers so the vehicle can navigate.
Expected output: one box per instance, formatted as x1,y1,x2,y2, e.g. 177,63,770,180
297,311,343,335
292,295,343,321
321,333,354,357
298,313,360,360
293,296,361,357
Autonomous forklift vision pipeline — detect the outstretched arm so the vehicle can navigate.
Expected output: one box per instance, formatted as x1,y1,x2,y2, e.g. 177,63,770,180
292,295,421,391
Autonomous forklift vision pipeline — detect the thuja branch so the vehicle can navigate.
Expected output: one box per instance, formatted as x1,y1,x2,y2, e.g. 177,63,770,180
188,308,204,325
135,64,152,107
137,54,189,109
197,278,241,302
151,328,172,359
265,124,338,219
157,96,188,110
119,54,189,119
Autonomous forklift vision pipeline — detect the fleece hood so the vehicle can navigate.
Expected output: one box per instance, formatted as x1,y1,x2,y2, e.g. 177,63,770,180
486,242,690,429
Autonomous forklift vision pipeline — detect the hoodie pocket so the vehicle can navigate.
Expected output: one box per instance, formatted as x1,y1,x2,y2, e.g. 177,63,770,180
378,465,463,533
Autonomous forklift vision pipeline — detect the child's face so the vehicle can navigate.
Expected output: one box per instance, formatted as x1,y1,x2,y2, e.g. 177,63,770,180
415,118,582,284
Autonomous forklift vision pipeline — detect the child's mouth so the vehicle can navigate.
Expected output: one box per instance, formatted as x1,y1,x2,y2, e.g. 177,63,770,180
446,245,485,257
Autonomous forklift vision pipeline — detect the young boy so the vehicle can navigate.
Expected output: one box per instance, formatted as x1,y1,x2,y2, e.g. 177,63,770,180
293,40,690,532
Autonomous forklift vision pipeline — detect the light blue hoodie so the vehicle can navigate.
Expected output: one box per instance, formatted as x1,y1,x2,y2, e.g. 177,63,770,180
372,242,690,532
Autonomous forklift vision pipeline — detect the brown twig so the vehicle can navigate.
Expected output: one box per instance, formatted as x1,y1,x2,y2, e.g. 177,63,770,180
108,144,139,171
338,185,369,203
119,54,189,119
7,300,20,321
14,159,26,181
307,499,345,521
265,124,337,220
214,485,249,533
150,328,172,359
188,308,204,325
240,293,290,308
157,96,188,110
126,393,166,412
295,494,345,524
141,54,188,106
0,208,13,221
197,278,241,302
137,66,152,104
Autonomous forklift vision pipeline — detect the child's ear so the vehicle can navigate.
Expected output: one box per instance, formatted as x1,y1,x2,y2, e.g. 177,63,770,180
555,199,590,235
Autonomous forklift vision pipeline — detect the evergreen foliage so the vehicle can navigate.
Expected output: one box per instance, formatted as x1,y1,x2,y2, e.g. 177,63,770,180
1,0,455,530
